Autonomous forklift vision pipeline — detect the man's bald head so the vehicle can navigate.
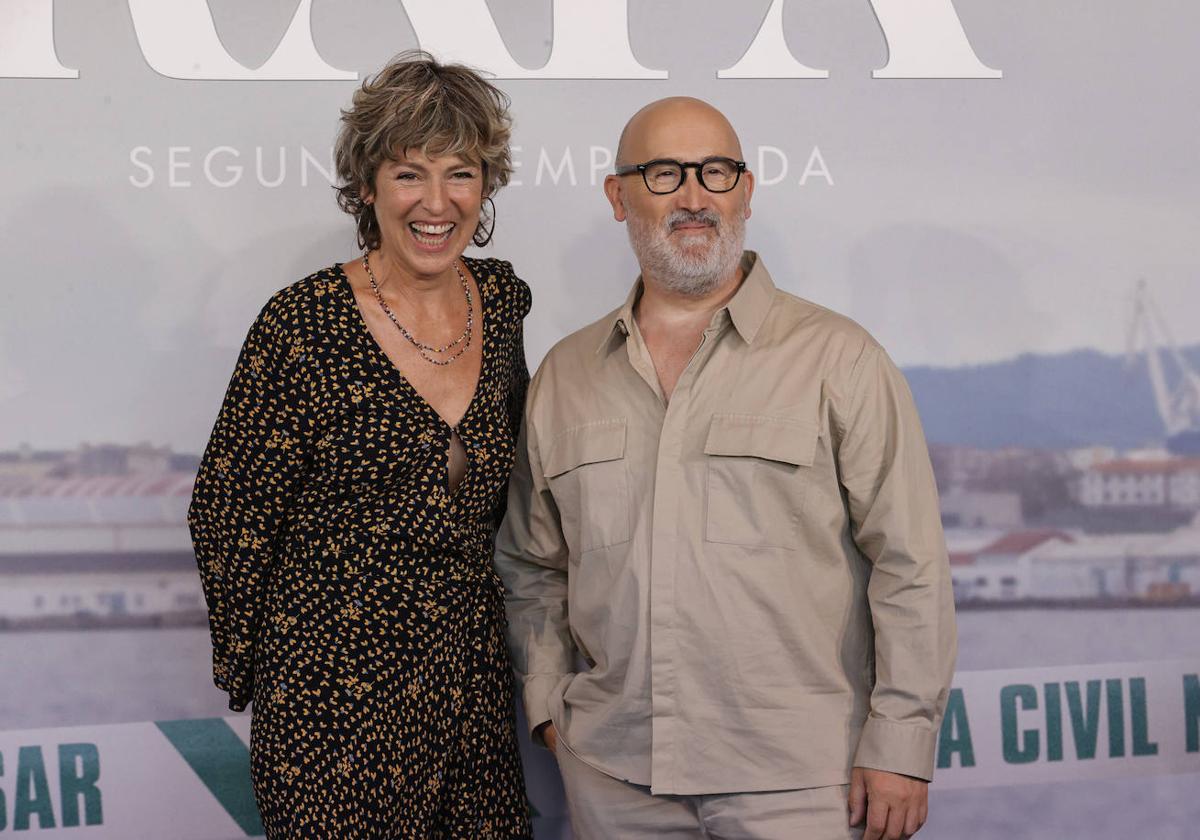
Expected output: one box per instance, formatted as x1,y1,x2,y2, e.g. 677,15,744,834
605,97,753,298
615,97,743,167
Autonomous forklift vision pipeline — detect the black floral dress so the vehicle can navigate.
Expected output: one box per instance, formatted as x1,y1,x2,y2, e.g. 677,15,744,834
188,258,532,839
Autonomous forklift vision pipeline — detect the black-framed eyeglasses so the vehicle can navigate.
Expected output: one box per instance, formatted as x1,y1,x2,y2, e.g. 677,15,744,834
614,157,747,195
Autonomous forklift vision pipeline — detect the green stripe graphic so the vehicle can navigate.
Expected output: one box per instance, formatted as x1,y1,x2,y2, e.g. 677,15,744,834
156,718,264,836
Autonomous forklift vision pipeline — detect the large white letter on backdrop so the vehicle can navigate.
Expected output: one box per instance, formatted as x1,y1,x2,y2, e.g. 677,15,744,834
127,0,355,81
871,0,1001,78
718,0,827,79
720,0,1000,79
0,0,77,78
404,0,666,79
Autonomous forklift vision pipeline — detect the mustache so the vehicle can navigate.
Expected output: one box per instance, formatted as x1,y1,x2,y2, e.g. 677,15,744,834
666,209,720,231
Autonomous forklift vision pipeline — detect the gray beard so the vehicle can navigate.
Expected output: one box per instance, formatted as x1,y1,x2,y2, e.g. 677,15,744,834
626,207,745,297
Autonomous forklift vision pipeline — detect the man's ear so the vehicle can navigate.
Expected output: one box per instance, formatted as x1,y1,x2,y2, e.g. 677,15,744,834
604,174,627,222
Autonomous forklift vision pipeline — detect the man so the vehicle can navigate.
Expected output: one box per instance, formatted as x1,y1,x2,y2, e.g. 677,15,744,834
495,97,956,840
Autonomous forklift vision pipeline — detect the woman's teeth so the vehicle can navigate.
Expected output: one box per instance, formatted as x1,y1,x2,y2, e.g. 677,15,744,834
410,222,455,245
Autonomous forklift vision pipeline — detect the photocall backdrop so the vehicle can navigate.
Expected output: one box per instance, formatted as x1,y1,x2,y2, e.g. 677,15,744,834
2,2,1198,838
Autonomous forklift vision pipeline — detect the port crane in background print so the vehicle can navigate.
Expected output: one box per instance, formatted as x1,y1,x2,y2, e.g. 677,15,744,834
1126,280,1200,454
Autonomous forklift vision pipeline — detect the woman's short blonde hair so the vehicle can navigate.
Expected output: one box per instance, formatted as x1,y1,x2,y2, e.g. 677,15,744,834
334,50,513,251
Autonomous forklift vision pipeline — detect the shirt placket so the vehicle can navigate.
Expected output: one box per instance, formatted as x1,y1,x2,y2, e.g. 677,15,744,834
635,316,727,794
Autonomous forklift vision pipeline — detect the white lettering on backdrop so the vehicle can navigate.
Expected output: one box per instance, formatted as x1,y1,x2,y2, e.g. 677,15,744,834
127,145,831,190
1,0,1000,80
404,0,664,79
126,0,355,81
0,0,76,77
720,0,1000,79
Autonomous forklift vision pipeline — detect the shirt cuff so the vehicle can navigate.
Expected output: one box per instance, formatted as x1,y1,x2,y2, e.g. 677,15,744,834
852,717,938,782
522,673,571,745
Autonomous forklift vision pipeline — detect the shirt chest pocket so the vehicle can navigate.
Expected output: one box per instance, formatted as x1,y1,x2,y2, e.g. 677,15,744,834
704,413,818,549
543,419,632,555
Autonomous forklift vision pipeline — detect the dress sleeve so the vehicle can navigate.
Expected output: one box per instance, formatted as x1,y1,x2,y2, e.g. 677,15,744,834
507,321,530,448
495,265,532,531
187,294,311,711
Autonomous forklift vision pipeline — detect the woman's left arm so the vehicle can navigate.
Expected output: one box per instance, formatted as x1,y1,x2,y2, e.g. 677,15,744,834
508,320,530,443
493,266,532,532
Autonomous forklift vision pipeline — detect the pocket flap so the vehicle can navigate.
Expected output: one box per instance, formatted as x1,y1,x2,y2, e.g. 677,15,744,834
703,413,817,466
543,419,628,478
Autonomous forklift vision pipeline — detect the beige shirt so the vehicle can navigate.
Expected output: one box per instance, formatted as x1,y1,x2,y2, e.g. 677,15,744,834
495,252,956,795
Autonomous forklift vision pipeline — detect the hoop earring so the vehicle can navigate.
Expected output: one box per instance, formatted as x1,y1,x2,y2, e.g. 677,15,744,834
358,203,378,251
473,196,497,247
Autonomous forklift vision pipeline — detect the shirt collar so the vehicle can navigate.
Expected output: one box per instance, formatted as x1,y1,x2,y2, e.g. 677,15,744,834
595,275,642,354
596,250,776,354
725,251,775,344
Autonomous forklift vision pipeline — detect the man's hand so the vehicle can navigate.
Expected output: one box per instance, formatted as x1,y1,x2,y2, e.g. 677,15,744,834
848,767,928,840
535,721,559,753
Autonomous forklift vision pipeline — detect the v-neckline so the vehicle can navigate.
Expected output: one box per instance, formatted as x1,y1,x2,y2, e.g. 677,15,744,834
334,261,489,435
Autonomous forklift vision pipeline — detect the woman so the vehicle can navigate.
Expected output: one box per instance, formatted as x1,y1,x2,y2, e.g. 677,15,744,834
188,52,532,839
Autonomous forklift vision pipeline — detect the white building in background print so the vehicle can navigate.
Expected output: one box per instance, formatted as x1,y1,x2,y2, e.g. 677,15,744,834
0,448,203,628
1080,458,1200,509
2,0,1001,80
948,526,1200,604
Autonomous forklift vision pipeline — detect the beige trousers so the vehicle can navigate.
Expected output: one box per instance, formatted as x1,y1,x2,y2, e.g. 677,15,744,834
556,743,865,840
